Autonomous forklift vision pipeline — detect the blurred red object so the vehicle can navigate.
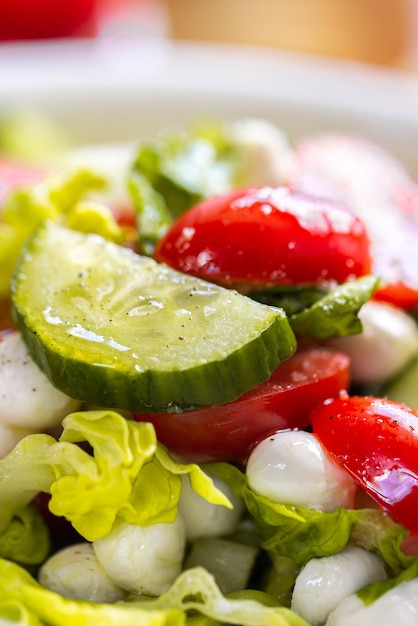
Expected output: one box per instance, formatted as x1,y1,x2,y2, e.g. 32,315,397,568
0,0,100,40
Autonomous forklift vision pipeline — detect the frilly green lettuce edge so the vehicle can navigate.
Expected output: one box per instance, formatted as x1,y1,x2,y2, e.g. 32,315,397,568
0,558,308,626
0,410,231,543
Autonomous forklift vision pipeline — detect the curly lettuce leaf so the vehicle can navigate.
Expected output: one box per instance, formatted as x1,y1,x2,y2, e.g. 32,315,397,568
132,566,309,626
0,559,308,626
207,463,417,576
0,557,183,626
0,504,50,567
129,127,238,255
0,410,231,543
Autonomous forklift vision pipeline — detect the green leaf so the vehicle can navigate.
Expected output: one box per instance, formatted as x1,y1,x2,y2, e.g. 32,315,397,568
0,410,231,543
289,276,380,339
128,171,174,255
132,566,310,626
207,462,416,575
0,504,50,566
0,558,309,626
0,557,183,626
130,128,238,255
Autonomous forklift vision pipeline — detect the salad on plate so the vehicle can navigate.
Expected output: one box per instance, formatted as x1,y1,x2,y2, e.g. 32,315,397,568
1,113,418,626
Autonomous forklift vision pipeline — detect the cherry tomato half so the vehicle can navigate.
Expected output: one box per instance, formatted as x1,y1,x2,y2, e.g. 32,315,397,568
311,395,418,534
155,186,371,288
133,347,350,463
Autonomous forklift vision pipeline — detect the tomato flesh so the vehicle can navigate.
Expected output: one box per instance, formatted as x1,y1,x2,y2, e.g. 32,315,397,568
311,395,418,534
133,347,350,462
154,186,372,288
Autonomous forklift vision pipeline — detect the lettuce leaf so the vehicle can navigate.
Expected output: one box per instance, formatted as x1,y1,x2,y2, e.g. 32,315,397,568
0,559,308,626
289,275,380,339
0,504,50,566
0,557,183,626
250,276,379,339
207,463,417,576
129,127,238,255
0,410,231,543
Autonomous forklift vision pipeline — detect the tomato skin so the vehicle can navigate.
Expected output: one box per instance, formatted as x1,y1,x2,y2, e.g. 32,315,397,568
154,186,372,288
133,347,350,463
311,395,418,534
373,281,418,312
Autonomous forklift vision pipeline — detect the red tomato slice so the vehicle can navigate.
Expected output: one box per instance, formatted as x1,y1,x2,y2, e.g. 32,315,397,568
286,134,418,310
154,186,371,288
133,347,350,463
311,395,418,534
0,158,44,206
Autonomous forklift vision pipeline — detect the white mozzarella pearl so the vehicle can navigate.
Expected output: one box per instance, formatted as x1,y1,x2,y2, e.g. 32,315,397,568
246,430,357,511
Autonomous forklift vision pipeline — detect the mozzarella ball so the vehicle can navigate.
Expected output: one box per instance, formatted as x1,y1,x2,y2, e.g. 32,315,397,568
93,516,186,596
246,430,357,511
38,543,126,603
326,578,418,626
328,300,418,385
230,118,293,186
291,546,387,626
0,332,80,447
178,473,244,542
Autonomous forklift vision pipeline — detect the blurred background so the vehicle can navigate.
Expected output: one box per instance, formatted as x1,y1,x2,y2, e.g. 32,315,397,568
0,0,417,70
165,0,418,69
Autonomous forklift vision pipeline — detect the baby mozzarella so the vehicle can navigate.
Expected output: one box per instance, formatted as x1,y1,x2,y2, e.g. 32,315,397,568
246,430,356,511
93,515,186,596
325,577,418,626
0,331,80,456
38,543,126,603
178,473,244,542
291,546,387,626
230,118,293,186
327,300,418,385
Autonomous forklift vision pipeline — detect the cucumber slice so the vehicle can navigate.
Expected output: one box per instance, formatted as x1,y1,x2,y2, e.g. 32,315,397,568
11,221,296,412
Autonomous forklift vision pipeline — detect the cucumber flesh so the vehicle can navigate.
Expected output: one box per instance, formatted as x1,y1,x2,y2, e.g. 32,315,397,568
11,221,296,412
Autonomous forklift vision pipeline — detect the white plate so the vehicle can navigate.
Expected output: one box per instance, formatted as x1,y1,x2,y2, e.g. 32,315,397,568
1,38,418,173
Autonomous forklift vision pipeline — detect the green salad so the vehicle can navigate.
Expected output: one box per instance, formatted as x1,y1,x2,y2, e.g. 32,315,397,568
1,114,418,626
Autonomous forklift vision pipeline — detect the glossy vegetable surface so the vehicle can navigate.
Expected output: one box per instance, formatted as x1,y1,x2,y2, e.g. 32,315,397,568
133,347,351,462
311,395,418,534
155,186,372,288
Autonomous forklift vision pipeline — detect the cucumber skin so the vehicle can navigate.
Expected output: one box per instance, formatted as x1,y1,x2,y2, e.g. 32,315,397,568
10,223,296,413
13,304,296,412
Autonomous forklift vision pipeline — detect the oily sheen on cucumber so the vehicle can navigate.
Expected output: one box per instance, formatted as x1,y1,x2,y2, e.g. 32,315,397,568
11,221,296,412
